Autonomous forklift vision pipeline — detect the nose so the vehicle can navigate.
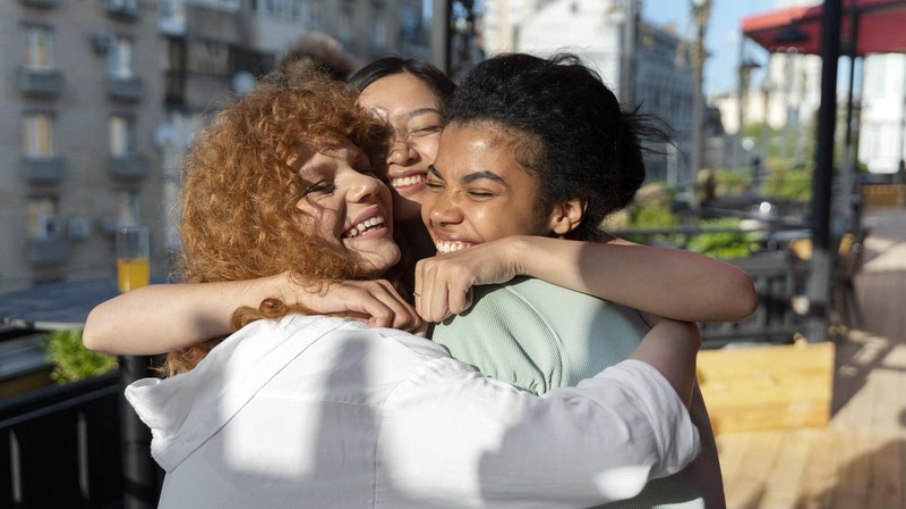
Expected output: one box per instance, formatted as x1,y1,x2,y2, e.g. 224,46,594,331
387,138,417,166
347,169,384,203
427,189,463,227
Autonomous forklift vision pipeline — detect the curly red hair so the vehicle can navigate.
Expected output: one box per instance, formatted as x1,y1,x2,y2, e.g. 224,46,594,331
165,81,390,375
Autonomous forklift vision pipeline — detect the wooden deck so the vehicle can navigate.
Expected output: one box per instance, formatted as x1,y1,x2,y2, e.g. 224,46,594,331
717,208,906,509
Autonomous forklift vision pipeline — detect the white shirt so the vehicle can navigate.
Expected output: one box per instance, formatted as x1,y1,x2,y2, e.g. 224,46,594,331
126,314,699,509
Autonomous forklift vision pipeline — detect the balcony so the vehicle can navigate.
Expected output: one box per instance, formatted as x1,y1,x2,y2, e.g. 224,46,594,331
27,237,69,266
23,157,66,183
107,77,143,102
105,0,139,20
18,68,64,98
19,0,60,8
109,153,146,180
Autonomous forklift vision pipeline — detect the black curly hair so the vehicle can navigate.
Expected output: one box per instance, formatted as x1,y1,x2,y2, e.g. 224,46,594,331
446,53,668,241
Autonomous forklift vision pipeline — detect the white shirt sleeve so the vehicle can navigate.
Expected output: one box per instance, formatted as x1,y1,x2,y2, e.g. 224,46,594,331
378,358,700,508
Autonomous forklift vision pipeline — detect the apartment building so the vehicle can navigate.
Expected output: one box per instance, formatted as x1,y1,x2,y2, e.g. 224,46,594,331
511,0,695,183
1,0,163,292
0,0,430,292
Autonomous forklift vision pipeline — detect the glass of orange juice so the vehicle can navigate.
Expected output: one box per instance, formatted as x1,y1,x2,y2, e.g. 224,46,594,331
116,225,150,293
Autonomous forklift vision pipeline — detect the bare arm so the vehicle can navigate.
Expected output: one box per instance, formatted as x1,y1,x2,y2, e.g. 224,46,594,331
83,273,420,355
628,318,701,406
415,235,758,324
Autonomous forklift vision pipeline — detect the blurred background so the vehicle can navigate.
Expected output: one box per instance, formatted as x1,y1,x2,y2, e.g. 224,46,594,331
1,0,903,291
2,1,906,507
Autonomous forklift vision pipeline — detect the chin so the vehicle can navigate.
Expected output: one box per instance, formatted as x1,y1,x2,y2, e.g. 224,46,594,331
358,247,402,277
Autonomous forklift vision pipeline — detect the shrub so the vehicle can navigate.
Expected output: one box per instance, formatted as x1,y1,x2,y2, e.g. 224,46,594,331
687,218,760,260
42,329,118,384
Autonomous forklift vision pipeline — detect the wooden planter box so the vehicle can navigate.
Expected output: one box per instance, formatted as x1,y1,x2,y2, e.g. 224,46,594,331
697,341,835,434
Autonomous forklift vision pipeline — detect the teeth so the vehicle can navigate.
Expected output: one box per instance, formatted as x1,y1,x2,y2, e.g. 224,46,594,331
345,216,385,238
391,175,426,188
436,240,469,254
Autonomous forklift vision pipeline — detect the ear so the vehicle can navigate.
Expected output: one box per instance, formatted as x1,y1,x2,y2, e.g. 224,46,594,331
547,198,586,236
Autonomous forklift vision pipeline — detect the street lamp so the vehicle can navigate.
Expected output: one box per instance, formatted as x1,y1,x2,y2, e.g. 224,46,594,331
689,0,711,211
735,55,761,171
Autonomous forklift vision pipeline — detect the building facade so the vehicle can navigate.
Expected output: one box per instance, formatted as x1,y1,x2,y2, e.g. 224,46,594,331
858,53,906,175
1,0,431,292
1,0,163,291
512,0,694,183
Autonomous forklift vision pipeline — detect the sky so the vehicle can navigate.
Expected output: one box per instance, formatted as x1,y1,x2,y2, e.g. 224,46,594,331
642,0,779,96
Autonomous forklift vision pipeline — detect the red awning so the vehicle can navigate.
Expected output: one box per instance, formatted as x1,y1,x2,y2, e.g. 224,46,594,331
741,0,906,55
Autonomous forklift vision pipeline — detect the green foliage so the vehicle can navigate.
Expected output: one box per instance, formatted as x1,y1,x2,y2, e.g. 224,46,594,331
42,329,118,384
713,169,752,196
761,162,813,202
687,218,760,260
619,182,680,243
632,203,679,229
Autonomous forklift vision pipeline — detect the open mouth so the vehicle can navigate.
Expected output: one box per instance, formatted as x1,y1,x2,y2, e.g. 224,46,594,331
343,215,387,239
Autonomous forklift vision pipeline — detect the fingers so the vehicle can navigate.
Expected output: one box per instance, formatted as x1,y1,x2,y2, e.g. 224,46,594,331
415,257,475,323
311,280,421,332
356,280,421,331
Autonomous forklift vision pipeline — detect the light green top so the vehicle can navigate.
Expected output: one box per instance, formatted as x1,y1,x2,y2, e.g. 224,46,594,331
432,277,704,509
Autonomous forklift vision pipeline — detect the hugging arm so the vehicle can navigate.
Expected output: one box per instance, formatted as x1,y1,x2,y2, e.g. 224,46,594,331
415,235,758,323
83,273,420,355
385,318,702,506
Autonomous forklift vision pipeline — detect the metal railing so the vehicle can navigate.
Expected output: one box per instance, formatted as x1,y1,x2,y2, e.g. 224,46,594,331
0,373,133,508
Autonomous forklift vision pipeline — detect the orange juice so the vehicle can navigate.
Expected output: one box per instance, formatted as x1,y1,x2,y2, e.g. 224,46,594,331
117,257,150,292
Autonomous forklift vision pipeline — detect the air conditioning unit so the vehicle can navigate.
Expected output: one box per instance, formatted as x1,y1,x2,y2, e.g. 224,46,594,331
101,217,120,235
67,217,91,241
91,34,115,55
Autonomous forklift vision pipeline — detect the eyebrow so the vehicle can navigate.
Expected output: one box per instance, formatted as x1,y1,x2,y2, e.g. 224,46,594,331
430,164,508,187
462,171,508,186
407,108,443,120
427,164,445,180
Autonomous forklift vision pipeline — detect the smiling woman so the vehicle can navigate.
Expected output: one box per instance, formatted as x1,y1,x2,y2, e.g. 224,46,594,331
351,58,455,224
420,53,723,508
165,81,400,375
292,141,398,276
424,122,574,253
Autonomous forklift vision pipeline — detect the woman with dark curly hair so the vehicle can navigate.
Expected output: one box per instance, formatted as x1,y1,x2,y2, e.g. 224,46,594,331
117,77,706,508
416,53,724,509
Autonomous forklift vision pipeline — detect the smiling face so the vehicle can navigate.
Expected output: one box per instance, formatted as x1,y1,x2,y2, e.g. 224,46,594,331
356,72,444,222
421,122,562,253
293,139,400,276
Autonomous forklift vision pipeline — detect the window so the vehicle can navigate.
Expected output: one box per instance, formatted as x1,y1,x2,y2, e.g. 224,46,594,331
300,0,322,28
109,115,135,156
108,0,138,11
27,197,60,239
22,113,55,158
108,36,133,79
24,26,54,70
187,40,229,75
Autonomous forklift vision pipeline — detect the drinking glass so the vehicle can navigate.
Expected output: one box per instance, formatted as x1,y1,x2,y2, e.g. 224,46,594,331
116,226,150,293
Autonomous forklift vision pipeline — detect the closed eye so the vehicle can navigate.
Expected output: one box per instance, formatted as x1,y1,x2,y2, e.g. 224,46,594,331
302,181,335,196
467,189,496,199
410,125,443,136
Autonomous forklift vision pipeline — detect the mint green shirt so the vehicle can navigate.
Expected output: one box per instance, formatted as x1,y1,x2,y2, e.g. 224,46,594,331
432,277,704,509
